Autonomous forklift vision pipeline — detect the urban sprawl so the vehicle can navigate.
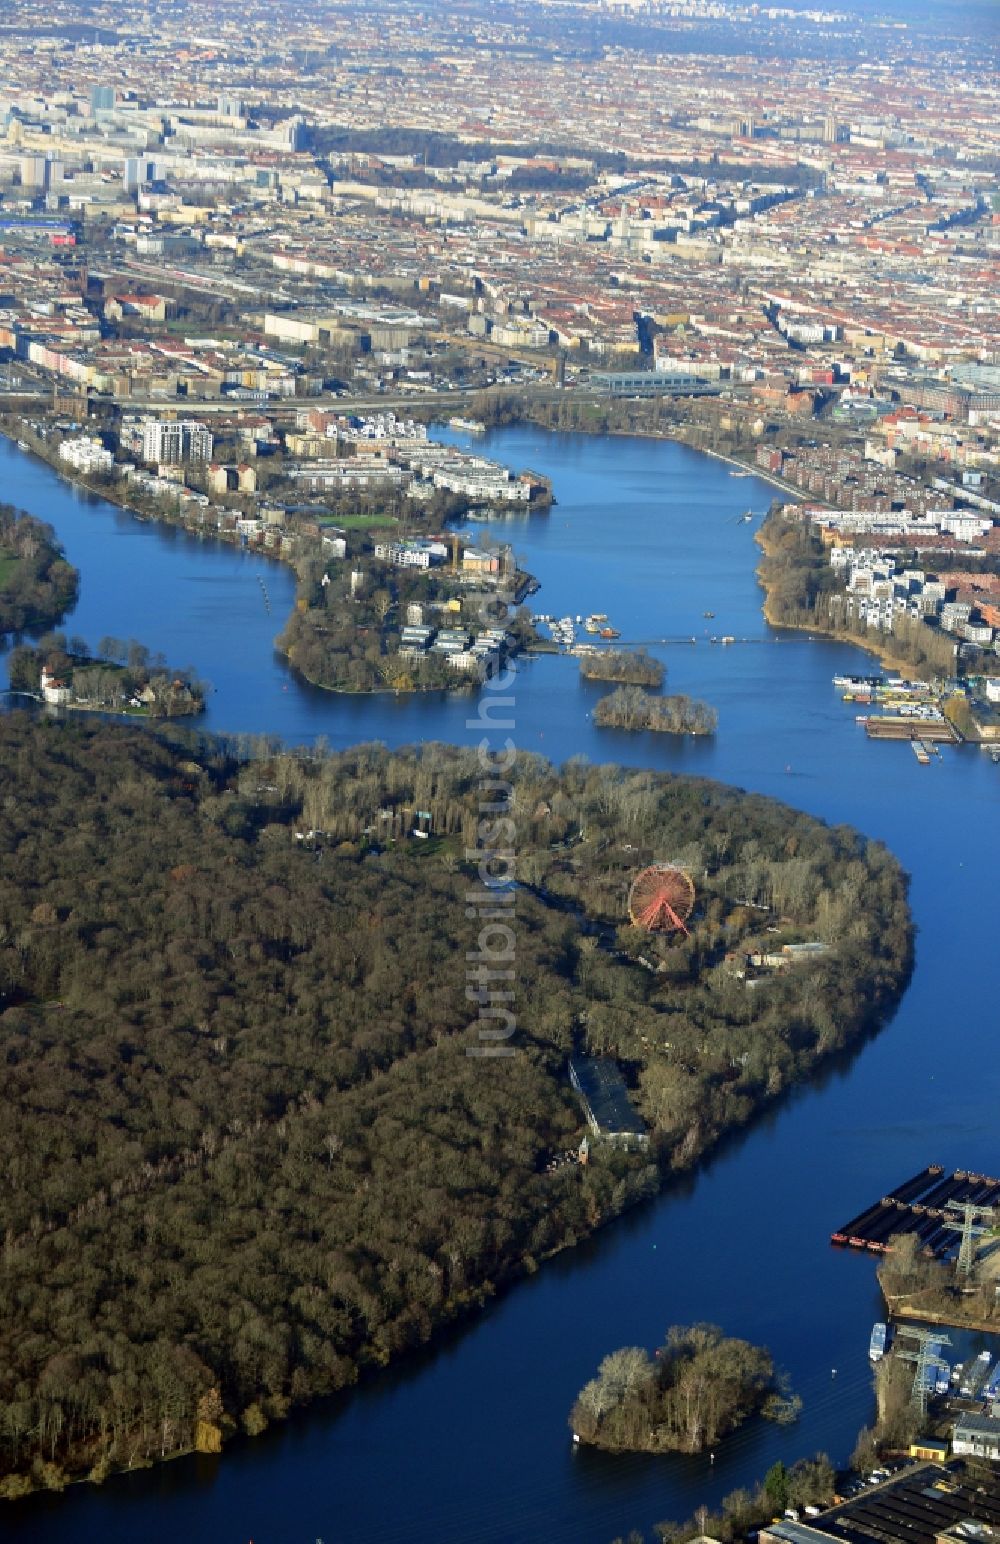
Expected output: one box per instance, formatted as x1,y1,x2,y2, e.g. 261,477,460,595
0,0,996,717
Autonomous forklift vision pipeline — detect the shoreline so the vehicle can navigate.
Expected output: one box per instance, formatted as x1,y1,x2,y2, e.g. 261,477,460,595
55,699,205,721
696,442,809,501
883,1293,1000,1337
0,425,531,700
3,414,949,696
753,524,921,678
758,591,918,678
1,942,911,1505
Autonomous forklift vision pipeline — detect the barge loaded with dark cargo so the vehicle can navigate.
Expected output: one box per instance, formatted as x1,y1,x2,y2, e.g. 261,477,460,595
831,1166,1000,1256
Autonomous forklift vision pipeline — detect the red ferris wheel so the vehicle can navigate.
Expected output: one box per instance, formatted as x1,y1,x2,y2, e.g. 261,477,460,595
628,865,695,936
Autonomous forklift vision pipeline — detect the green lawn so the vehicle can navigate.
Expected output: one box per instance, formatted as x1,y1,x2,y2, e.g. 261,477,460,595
319,514,399,530
0,552,21,589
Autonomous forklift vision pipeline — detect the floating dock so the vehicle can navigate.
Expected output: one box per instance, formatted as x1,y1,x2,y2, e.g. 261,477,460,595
831,1166,1000,1256
866,717,960,743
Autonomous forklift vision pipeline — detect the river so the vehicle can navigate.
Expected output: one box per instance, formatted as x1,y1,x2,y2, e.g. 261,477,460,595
1,427,997,1544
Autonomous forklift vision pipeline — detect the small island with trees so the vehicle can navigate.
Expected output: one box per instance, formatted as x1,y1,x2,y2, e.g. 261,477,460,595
570,1324,798,1454
7,634,206,718
579,648,665,688
593,684,718,735
0,503,78,636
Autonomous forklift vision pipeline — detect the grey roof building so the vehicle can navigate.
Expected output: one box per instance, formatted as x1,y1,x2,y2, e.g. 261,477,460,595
569,1057,648,1146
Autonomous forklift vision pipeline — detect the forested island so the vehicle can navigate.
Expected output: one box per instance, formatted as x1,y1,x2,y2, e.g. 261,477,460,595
580,648,665,688
570,1324,795,1453
594,684,718,735
0,503,78,635
7,635,206,717
0,716,911,1499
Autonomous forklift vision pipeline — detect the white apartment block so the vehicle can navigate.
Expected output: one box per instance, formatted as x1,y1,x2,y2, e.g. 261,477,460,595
141,419,214,466
58,435,114,475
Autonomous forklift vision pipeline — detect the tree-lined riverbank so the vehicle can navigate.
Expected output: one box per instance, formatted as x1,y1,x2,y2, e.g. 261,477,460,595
0,717,910,1501
0,502,78,636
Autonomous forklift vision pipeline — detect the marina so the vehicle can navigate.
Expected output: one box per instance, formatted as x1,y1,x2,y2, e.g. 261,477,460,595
533,612,622,647
833,674,966,745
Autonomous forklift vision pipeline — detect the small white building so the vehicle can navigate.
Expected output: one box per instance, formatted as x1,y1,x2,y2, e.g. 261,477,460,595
40,665,72,705
953,1414,1000,1461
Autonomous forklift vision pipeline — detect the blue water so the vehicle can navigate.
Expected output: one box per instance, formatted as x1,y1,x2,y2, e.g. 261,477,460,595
1,428,997,1544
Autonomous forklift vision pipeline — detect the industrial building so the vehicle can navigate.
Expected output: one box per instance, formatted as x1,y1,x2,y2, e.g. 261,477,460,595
592,369,720,398
952,1415,1000,1461
762,1462,1000,1544
569,1057,648,1146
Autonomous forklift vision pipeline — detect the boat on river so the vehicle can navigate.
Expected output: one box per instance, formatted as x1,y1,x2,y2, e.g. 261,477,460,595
869,1321,892,1362
833,674,885,690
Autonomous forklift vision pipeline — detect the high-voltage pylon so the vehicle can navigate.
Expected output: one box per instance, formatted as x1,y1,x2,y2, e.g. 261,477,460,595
943,1200,997,1279
894,1327,952,1416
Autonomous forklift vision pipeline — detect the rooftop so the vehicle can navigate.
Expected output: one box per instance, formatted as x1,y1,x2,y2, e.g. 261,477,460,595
764,1463,1000,1544
569,1056,647,1141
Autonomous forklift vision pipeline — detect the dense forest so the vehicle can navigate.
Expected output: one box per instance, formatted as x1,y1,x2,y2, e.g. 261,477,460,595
0,717,911,1498
756,512,959,678
594,685,718,735
570,1324,791,1453
0,503,79,635
580,649,665,688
